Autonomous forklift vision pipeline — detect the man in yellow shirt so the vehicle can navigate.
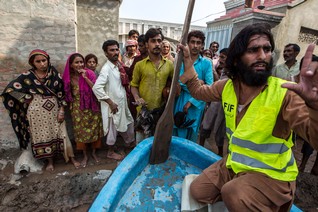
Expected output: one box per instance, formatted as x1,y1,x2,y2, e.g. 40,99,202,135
130,28,174,142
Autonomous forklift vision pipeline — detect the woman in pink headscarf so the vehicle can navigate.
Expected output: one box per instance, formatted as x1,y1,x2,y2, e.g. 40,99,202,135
63,53,103,167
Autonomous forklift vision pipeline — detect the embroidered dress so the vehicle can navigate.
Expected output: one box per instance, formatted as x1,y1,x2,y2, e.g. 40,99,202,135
70,84,102,144
1,66,74,161
27,94,64,159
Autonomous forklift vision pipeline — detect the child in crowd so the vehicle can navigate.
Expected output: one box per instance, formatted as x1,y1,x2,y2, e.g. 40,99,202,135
85,54,99,77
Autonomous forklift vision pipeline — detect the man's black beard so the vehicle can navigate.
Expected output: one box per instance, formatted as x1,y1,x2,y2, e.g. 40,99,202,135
236,59,273,86
108,55,119,63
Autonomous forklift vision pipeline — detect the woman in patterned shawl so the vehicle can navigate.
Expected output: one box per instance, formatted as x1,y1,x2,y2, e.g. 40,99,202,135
1,49,80,171
62,53,103,167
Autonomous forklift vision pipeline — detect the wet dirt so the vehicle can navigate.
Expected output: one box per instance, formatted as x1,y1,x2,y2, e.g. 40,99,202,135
0,138,317,212
0,147,118,212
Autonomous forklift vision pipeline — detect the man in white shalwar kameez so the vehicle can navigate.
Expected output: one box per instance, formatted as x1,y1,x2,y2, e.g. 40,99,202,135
93,40,135,160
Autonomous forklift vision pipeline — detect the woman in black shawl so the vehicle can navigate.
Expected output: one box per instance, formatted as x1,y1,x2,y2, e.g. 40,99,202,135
1,49,80,171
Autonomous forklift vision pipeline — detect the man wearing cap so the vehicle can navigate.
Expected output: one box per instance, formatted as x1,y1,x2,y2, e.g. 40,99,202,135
122,39,138,68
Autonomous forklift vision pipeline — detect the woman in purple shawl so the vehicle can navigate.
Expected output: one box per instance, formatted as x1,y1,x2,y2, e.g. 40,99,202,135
62,53,103,167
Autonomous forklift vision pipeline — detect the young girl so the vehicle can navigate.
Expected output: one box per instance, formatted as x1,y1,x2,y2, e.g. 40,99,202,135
63,53,103,167
85,54,99,77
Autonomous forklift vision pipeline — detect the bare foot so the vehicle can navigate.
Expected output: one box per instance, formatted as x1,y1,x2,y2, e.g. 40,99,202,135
81,157,88,168
92,152,100,164
46,164,54,172
107,151,123,161
118,149,126,158
46,158,54,172
71,157,81,169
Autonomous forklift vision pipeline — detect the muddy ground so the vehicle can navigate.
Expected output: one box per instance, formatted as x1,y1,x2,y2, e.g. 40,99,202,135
0,138,317,212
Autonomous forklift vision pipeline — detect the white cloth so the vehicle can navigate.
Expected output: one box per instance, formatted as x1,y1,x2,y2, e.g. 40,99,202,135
14,144,43,174
181,174,229,212
122,52,137,68
106,118,134,145
272,62,300,81
93,60,133,136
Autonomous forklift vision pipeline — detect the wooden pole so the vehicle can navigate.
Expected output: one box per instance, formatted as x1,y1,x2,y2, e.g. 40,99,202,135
149,0,196,164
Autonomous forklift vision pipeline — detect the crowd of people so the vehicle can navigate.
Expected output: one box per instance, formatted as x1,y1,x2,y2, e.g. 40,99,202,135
1,23,318,210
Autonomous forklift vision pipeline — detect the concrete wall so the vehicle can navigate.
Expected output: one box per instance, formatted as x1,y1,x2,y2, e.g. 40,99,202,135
0,0,120,149
77,0,120,70
274,0,318,65
0,0,76,149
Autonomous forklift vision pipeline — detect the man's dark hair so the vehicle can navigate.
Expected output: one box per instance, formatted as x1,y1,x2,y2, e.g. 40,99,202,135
145,28,164,42
187,30,205,44
128,29,139,37
102,40,119,52
209,41,219,49
138,34,146,44
225,23,275,80
285,43,300,53
219,48,229,55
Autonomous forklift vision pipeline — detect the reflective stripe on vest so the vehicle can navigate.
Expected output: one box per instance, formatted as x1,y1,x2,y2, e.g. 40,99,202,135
222,77,298,181
231,136,289,154
231,151,295,172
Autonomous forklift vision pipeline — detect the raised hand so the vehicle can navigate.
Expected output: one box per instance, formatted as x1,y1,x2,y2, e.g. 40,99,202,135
282,44,318,110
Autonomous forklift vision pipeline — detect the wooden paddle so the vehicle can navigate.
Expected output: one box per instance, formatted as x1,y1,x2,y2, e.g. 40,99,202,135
150,0,196,164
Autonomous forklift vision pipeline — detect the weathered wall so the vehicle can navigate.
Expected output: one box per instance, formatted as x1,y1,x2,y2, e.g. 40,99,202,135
77,0,120,70
0,0,76,149
0,0,120,149
274,0,318,65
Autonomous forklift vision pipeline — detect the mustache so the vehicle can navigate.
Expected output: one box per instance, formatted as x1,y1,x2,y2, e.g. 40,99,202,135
251,61,270,67
154,47,160,50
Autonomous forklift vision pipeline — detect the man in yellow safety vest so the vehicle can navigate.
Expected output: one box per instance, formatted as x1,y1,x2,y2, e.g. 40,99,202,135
179,23,318,211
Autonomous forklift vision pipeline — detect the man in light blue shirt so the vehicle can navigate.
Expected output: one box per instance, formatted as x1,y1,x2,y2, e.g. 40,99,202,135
173,30,213,142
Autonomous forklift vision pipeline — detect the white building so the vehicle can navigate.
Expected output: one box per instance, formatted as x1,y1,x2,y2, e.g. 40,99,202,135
119,18,206,50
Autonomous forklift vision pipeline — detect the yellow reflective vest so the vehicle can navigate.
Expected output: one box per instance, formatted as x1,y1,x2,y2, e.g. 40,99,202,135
222,76,298,181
